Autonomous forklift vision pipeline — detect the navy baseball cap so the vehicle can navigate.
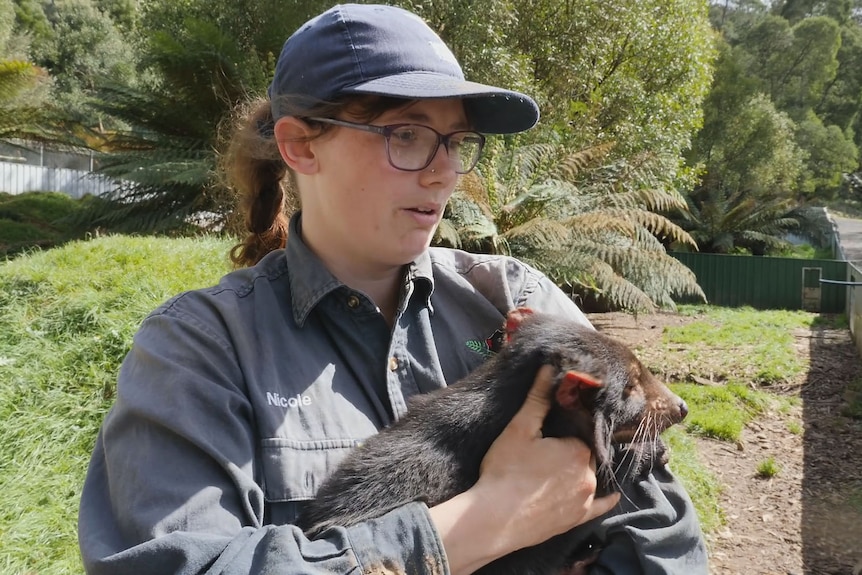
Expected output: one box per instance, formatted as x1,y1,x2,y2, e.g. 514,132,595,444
268,3,540,134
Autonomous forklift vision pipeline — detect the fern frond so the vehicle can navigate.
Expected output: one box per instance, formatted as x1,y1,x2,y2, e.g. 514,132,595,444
444,140,707,309
503,217,571,250
564,212,640,241
455,173,493,213
552,255,658,312
602,209,696,246
572,241,704,308
553,142,615,181
433,219,462,249
493,143,560,203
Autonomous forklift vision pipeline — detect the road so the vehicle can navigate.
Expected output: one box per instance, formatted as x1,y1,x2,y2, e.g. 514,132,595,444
833,215,862,263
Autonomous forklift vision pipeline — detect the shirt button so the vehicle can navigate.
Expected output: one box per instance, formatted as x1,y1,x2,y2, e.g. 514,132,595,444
347,295,360,309
389,357,399,371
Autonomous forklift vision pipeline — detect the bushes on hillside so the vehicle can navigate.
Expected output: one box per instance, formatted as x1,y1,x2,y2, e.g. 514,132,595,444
0,191,83,258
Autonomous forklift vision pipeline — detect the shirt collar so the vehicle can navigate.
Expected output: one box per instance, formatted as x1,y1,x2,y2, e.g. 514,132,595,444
405,249,435,314
285,212,435,326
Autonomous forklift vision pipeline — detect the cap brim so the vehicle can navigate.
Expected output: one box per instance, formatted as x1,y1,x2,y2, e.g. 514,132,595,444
343,72,540,135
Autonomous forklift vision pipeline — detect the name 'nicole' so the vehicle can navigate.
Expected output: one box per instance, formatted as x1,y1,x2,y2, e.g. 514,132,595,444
266,392,312,409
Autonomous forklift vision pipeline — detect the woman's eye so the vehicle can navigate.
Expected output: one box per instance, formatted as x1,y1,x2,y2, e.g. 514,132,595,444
392,129,419,144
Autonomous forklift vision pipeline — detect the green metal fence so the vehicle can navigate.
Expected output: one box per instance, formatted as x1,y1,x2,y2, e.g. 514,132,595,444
670,252,848,313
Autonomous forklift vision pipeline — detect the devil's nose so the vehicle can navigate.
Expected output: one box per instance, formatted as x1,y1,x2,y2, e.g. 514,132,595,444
678,399,689,420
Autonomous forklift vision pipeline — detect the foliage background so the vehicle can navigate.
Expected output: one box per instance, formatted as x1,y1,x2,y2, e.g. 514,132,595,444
3,1,862,571
5,1,862,306
4,0,718,310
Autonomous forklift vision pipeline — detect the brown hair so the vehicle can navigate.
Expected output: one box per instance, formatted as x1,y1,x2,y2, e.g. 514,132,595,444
223,95,410,267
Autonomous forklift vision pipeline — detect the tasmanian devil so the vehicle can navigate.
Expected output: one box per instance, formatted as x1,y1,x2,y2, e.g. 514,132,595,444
296,308,689,574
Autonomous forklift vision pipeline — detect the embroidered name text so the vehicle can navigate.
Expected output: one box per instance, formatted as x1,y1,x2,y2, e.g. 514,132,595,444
267,392,312,408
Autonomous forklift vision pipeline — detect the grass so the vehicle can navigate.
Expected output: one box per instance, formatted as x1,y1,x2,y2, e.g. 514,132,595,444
0,234,234,574
0,191,81,223
658,305,815,386
670,382,774,442
646,304,821,535
787,421,803,435
755,457,781,479
664,427,724,534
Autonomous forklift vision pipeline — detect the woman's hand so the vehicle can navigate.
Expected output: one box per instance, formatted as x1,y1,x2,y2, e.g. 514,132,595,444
429,365,621,575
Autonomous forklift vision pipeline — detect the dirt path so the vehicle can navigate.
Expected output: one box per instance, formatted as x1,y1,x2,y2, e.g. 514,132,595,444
588,312,862,575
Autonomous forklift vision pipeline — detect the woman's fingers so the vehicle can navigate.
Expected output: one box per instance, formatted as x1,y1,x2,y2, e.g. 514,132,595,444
509,364,557,438
481,363,556,456
471,363,622,555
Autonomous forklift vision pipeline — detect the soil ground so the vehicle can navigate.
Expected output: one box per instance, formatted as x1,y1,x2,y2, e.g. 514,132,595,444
588,311,862,575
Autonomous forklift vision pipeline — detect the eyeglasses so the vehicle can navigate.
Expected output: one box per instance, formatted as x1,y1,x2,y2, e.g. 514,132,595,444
307,117,486,174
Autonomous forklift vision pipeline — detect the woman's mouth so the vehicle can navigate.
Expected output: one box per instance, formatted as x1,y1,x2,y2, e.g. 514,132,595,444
404,206,441,226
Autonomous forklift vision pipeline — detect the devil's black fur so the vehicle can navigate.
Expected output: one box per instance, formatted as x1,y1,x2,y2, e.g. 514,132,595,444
296,312,685,575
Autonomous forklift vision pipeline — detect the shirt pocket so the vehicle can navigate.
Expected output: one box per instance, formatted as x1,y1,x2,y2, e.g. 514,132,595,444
260,437,361,503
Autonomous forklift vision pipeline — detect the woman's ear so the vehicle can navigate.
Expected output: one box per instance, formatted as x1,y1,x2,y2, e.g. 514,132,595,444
274,117,318,175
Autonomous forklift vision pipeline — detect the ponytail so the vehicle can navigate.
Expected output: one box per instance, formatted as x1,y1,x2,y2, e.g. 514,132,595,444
224,99,295,268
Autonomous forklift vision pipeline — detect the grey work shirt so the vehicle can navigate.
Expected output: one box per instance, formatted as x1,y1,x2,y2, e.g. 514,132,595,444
78,214,708,575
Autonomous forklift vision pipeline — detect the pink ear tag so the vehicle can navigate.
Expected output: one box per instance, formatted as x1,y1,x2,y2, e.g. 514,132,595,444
504,307,535,341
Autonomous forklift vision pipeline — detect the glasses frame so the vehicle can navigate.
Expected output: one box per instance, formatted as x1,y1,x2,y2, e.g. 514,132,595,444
306,117,486,174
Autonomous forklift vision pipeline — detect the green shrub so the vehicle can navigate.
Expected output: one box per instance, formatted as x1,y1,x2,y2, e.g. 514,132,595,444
0,192,84,258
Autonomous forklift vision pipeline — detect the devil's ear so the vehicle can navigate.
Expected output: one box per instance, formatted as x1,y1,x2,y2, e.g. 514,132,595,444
504,307,535,341
555,370,602,410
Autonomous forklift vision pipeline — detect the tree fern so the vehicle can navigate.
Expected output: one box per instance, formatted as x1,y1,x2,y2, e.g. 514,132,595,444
438,142,705,311
674,186,804,255
65,19,268,234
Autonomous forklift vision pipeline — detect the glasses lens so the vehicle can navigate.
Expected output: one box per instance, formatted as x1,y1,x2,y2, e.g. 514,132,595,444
448,132,484,174
387,125,438,171
385,125,485,174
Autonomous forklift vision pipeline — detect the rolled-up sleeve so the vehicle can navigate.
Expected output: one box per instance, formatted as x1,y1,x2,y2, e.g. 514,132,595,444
81,483,445,575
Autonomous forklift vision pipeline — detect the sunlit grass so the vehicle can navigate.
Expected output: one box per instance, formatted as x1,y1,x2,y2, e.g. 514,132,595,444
670,382,776,442
0,234,233,574
657,305,815,386
663,427,724,534
755,457,781,479
787,421,803,435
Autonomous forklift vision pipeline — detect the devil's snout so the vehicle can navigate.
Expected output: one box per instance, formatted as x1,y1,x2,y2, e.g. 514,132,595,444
678,399,689,421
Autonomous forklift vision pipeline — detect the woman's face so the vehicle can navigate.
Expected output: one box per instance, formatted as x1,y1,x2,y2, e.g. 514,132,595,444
298,98,468,276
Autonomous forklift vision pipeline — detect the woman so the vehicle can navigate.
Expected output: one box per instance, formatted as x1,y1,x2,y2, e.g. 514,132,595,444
78,4,708,574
